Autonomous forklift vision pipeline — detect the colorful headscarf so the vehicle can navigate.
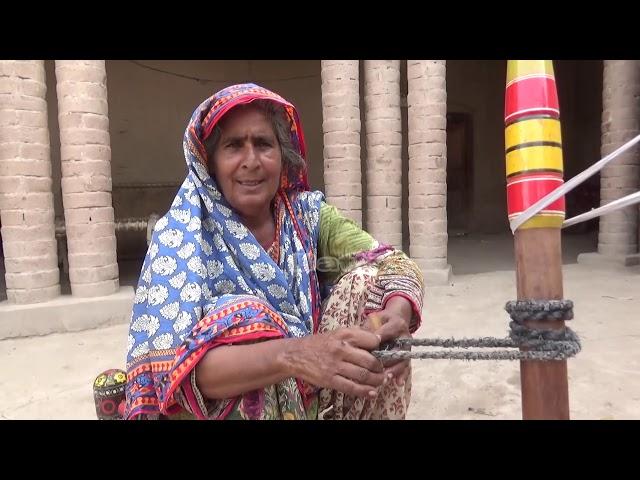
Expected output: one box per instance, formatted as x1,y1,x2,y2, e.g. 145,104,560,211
125,84,324,419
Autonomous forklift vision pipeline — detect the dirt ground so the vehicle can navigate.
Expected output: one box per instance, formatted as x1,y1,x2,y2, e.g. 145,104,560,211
1,233,638,420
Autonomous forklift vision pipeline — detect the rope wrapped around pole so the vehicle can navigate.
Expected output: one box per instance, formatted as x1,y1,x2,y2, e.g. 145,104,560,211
371,299,580,361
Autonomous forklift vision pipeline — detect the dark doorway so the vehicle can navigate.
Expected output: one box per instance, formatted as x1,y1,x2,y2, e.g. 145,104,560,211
446,112,473,233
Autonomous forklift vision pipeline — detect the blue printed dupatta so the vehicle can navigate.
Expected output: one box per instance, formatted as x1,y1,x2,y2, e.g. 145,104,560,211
125,84,324,419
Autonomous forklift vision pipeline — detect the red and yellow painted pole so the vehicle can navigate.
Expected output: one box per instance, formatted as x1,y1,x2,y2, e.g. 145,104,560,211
505,60,570,419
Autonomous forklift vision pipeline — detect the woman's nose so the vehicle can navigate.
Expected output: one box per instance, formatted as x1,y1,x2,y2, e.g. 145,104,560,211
242,145,259,168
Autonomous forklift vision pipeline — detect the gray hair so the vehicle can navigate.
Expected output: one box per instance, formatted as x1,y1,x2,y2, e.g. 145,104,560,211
203,100,305,178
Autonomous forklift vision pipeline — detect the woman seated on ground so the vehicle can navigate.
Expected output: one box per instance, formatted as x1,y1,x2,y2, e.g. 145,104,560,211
120,83,424,420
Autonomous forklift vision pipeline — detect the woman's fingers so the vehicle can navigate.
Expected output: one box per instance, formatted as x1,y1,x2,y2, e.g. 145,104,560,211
375,318,409,344
330,375,379,399
337,362,386,388
336,327,381,351
341,344,384,373
384,360,410,383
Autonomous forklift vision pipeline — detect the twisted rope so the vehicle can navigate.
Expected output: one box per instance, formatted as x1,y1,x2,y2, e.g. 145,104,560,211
372,299,581,362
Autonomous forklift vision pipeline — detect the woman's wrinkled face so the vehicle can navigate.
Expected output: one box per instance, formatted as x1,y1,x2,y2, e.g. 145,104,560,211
210,106,282,219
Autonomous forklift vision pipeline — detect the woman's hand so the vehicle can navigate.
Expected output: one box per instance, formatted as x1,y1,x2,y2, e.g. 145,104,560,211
286,327,386,398
364,296,414,386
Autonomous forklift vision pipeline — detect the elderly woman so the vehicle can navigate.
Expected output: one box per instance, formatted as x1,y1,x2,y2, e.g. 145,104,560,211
119,83,424,420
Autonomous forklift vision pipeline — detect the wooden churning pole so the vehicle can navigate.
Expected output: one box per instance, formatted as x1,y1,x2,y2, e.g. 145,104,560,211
504,60,570,419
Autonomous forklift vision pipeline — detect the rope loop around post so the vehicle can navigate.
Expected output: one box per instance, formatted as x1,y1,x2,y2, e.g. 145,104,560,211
505,299,574,322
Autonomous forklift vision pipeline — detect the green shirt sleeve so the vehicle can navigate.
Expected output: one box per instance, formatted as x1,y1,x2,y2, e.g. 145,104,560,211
317,202,378,283
318,202,376,259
